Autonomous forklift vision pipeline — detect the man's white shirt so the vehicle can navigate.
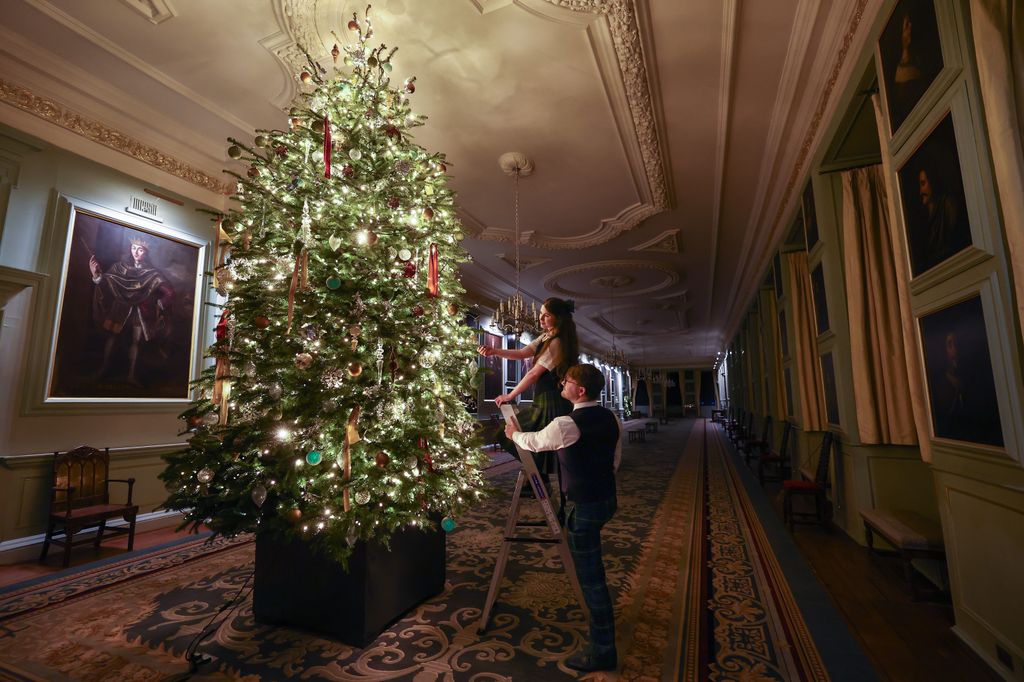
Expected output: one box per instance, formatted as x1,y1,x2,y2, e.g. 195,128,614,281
510,401,622,471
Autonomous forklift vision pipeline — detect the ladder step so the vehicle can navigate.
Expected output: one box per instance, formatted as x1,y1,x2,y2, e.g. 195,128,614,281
505,536,560,544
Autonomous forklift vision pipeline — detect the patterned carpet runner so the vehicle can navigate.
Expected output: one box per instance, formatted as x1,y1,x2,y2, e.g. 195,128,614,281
0,419,853,680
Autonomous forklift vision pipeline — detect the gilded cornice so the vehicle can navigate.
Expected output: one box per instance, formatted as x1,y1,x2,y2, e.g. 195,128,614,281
0,78,233,195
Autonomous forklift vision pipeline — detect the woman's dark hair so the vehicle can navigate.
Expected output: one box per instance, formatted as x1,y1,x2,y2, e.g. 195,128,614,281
536,296,579,377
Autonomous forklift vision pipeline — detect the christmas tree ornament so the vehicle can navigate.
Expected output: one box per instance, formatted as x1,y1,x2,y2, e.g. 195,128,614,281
346,527,358,546
303,323,321,341
441,516,456,532
328,235,343,251
394,160,411,176
342,164,354,178
412,304,425,317
427,243,439,297
306,450,323,465
202,411,220,426
295,353,314,370
403,261,417,278
247,165,260,178
387,196,400,209
366,230,379,246
322,114,332,178
331,44,340,62
254,315,271,329
347,361,363,377
187,415,204,430
348,18,359,31
286,508,303,523
312,118,325,134
405,455,419,470
251,485,268,507
322,368,345,389
197,467,214,483
355,490,370,505
322,398,339,413
398,248,413,261
228,145,242,159
423,207,434,220
254,135,269,147
326,276,342,290
289,106,302,117
447,302,459,316
275,145,288,158
375,450,390,468
268,382,283,400
349,148,362,161
300,71,313,84
404,77,416,93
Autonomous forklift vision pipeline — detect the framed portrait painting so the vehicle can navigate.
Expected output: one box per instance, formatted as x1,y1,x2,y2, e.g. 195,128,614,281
918,296,1003,447
897,114,973,277
878,0,944,135
47,200,204,402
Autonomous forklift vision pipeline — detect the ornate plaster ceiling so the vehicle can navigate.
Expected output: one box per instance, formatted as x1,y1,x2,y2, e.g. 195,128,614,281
0,0,883,366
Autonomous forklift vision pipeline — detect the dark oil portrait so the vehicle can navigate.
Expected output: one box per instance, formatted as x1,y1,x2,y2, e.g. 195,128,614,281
897,114,973,277
49,210,200,399
919,296,1003,447
878,0,944,134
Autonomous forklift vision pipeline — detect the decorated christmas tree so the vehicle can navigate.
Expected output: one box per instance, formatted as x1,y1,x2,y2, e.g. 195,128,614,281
161,9,487,563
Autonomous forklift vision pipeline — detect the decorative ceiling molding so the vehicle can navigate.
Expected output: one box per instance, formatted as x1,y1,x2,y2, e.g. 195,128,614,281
464,0,668,249
24,0,253,135
262,0,348,110
543,0,668,211
591,275,634,288
497,254,551,271
726,0,871,342
478,201,658,249
0,78,232,195
543,259,679,299
722,0,821,317
629,228,679,253
704,0,738,331
118,0,177,25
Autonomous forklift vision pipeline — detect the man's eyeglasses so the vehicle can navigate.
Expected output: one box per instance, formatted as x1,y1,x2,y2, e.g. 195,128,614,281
560,378,579,388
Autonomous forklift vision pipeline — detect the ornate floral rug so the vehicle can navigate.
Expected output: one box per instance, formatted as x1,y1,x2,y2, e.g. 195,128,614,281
0,422,870,681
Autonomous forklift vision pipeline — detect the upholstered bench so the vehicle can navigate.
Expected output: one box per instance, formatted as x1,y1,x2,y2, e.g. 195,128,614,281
861,508,946,599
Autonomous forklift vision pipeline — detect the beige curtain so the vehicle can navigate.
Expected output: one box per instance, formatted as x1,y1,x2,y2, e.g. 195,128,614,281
970,1,1024,346
841,166,918,444
871,95,934,461
765,291,789,420
786,252,827,431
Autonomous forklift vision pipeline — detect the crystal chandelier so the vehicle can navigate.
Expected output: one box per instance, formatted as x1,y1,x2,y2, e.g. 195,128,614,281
605,276,629,369
492,152,540,338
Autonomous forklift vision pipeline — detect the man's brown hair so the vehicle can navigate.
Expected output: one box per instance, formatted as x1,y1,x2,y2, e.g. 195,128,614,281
565,363,604,399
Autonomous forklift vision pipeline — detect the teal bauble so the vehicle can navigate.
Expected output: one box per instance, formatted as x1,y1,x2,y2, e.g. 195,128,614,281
441,516,456,532
306,450,323,465
326,276,342,290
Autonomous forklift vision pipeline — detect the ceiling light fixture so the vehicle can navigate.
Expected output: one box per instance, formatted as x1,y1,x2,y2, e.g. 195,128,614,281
492,152,539,338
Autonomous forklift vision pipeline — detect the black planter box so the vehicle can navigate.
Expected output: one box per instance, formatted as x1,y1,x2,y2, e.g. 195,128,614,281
253,523,446,647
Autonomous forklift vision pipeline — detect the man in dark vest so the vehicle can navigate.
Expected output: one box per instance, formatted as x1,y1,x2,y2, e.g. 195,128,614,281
505,362,622,673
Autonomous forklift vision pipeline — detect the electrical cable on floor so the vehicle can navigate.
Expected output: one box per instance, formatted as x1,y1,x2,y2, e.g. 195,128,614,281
163,566,255,680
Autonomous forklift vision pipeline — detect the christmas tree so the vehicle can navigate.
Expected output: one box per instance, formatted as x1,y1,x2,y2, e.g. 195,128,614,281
160,9,487,563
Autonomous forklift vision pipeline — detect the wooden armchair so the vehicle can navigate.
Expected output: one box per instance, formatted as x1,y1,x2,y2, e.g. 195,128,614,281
40,446,139,567
758,420,793,485
782,432,835,530
743,415,772,466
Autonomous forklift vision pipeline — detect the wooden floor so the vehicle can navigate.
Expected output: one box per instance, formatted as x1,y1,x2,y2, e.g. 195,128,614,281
0,463,1003,681
758,480,1001,682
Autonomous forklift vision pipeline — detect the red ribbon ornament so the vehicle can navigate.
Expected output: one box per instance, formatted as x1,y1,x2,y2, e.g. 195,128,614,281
427,243,439,298
323,114,331,178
